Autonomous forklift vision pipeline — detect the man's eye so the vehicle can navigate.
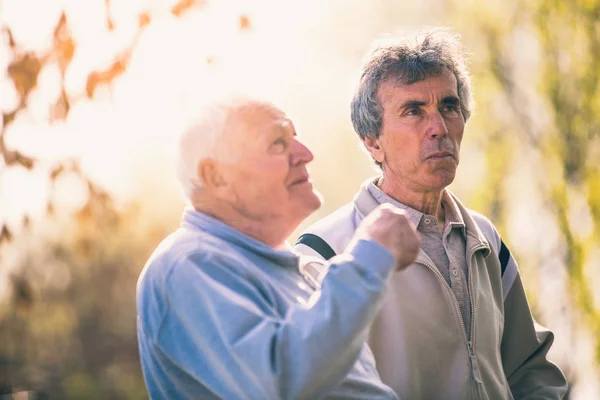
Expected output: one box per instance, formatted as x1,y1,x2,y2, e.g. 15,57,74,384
404,108,420,116
442,104,459,113
271,138,287,152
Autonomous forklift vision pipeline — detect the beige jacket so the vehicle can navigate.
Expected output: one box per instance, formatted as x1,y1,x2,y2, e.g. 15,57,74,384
295,179,567,399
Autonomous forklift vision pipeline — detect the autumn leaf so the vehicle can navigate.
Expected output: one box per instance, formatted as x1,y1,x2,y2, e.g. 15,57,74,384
50,89,70,122
139,12,151,29
2,148,36,169
15,151,35,169
105,0,115,31
0,225,12,244
22,215,30,229
2,110,17,127
2,27,16,49
85,54,130,98
239,15,251,30
7,52,42,99
50,163,65,181
52,12,75,75
47,201,55,216
171,0,205,17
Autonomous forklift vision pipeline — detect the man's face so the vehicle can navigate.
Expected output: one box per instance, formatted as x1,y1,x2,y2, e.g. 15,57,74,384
219,103,322,225
367,71,465,192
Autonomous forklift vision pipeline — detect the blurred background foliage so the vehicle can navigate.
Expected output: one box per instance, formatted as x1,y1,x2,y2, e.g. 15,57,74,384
0,0,599,398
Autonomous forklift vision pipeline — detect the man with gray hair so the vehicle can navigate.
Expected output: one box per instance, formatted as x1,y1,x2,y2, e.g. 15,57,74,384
295,28,568,399
136,96,421,399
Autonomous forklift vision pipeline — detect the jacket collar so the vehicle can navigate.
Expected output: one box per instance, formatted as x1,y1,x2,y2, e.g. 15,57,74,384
181,207,300,268
353,177,491,260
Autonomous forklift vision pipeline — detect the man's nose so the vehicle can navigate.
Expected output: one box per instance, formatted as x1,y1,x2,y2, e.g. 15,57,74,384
427,111,449,139
290,138,314,165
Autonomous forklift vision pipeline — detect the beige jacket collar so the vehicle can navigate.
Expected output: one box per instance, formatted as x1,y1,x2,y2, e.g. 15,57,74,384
353,177,491,261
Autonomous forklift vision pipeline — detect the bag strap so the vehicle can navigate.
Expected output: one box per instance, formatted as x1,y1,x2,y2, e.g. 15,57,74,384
499,240,510,277
296,233,336,261
298,230,512,278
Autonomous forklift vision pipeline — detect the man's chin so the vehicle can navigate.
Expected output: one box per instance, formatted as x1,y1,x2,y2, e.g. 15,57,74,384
297,190,323,216
308,190,323,210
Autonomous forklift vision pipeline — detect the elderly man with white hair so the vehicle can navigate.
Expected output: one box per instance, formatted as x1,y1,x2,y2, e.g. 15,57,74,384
136,96,421,399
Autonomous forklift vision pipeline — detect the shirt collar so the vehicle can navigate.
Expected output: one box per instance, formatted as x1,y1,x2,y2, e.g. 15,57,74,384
366,177,466,237
181,206,300,268
366,179,423,227
442,190,466,235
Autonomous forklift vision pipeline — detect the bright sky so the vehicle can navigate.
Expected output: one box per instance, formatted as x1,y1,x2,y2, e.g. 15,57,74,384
0,0,452,230
0,0,336,229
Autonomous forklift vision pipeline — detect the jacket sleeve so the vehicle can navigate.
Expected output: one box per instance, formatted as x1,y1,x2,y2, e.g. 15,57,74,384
155,239,397,400
499,244,568,399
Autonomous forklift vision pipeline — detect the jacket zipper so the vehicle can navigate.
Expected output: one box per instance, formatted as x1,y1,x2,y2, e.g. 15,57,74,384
416,244,487,397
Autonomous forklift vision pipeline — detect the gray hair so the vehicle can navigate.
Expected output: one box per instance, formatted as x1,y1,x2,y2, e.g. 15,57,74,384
176,95,277,200
177,102,228,199
351,28,474,143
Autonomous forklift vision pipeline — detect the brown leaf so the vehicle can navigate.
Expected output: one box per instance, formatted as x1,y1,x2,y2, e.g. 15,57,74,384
70,159,81,174
239,15,251,30
86,71,100,98
47,201,55,216
3,27,16,49
3,149,36,169
53,13,75,75
50,163,65,181
85,54,129,98
50,89,70,122
139,12,151,29
53,12,68,38
105,0,115,31
171,0,199,16
15,151,35,169
0,225,12,244
2,110,18,127
7,53,43,99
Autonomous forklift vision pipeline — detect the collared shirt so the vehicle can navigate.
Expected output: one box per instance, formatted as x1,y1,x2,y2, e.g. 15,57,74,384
367,181,471,337
136,208,399,400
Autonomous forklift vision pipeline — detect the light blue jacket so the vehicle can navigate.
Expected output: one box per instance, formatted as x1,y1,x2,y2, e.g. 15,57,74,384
136,208,399,400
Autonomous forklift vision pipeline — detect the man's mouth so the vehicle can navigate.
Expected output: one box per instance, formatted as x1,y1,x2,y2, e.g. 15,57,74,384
290,176,310,186
426,151,454,160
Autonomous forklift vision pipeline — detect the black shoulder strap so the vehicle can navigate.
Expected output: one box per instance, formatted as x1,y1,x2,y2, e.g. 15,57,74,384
499,240,510,277
299,229,511,277
296,233,336,261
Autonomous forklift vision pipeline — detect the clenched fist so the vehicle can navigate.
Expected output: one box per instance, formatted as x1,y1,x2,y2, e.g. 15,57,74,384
353,203,421,270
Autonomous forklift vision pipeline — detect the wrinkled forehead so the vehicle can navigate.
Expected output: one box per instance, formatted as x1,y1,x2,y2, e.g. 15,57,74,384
377,69,459,104
227,102,293,140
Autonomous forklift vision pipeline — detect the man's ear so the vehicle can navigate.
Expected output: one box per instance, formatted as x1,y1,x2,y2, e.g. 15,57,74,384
197,159,227,192
363,137,385,164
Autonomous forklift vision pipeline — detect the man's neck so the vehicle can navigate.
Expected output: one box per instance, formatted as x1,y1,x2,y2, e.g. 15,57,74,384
377,176,446,224
191,195,292,249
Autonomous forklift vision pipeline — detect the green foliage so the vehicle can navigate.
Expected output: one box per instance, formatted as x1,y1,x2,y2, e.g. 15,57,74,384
454,0,600,382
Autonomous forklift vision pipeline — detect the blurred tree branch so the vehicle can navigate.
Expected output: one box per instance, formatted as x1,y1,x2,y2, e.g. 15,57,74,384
474,0,600,374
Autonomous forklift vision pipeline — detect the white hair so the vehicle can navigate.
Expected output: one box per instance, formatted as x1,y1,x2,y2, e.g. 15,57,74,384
176,95,275,200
